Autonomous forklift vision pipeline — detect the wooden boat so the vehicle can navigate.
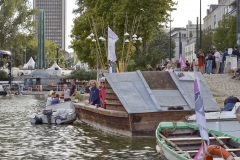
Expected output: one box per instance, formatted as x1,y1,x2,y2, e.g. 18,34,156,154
155,122,240,160
74,71,220,137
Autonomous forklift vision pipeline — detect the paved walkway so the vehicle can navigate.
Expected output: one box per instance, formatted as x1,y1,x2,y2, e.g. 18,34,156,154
203,74,240,108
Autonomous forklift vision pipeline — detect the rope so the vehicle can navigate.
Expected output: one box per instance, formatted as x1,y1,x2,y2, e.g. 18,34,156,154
161,121,177,138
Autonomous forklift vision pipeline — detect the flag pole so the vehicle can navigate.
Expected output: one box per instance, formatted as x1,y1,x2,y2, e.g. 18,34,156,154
202,140,206,160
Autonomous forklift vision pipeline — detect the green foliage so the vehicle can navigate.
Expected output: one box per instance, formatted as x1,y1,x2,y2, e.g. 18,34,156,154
0,0,37,67
21,39,64,68
0,70,8,81
75,93,83,101
71,0,176,69
128,29,175,71
212,15,236,51
68,69,97,81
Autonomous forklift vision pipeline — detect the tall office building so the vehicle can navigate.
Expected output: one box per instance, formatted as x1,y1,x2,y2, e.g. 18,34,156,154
33,0,66,51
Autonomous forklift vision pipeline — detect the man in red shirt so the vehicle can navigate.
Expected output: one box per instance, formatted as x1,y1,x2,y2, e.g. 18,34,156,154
99,77,107,109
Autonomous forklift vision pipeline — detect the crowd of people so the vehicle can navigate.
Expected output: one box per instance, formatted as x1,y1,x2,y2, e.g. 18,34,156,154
146,46,240,80
45,78,107,109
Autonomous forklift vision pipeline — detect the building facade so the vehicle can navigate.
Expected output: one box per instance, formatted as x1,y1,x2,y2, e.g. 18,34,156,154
185,21,202,63
203,0,237,31
170,28,187,61
33,0,66,51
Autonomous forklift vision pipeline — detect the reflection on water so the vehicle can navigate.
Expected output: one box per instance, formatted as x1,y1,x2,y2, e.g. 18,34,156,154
0,95,161,159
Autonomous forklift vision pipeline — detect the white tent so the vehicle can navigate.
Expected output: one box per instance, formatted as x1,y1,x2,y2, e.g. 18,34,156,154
74,61,82,70
23,57,35,69
48,62,62,70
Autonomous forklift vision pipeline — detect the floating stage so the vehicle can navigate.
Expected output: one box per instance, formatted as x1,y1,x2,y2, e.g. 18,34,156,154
74,71,220,137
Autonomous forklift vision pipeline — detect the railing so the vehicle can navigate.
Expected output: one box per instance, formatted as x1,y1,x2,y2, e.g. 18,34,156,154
3,84,86,93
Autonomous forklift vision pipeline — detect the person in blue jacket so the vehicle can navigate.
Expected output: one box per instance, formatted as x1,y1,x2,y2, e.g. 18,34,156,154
51,94,60,105
87,80,100,106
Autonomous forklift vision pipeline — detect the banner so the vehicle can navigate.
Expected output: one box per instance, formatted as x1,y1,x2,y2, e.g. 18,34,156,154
194,142,208,160
179,54,187,70
108,27,119,62
84,63,88,71
194,72,209,145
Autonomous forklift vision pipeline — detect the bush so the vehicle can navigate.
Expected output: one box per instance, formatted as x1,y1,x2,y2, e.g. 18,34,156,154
75,93,83,101
68,69,97,81
0,70,8,81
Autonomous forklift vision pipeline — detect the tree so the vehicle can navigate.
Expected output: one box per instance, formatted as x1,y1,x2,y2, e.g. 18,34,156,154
0,0,37,67
212,15,236,51
0,0,37,49
128,29,175,71
71,0,177,69
0,70,8,81
68,69,97,81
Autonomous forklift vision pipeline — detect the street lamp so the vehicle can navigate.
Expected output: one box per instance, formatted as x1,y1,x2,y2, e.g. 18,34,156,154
169,8,177,61
56,47,59,65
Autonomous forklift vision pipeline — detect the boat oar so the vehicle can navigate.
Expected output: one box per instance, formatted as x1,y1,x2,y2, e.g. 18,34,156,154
159,133,192,159
210,133,237,157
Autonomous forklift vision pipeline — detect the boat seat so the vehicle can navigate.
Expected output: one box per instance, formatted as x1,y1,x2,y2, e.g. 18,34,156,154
52,109,74,116
168,137,231,142
176,148,240,154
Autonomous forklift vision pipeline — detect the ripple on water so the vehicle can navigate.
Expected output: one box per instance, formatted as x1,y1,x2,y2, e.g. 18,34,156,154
0,95,161,159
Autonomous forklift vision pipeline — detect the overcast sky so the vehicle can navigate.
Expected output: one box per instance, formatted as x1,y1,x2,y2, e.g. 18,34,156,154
32,0,218,52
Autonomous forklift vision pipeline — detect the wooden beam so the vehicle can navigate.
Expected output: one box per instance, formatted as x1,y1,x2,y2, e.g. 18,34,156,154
211,133,237,157
176,148,240,154
168,137,231,142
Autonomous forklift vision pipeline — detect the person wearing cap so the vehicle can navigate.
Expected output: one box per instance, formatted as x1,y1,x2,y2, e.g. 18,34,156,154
46,92,55,106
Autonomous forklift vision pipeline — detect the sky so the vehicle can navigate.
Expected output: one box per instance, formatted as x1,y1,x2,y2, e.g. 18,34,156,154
32,0,219,52
169,0,218,28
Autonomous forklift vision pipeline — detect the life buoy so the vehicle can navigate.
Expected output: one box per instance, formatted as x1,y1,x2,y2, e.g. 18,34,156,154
205,145,235,160
36,85,40,91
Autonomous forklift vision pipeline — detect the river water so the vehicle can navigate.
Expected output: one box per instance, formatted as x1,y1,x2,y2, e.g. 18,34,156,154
0,95,162,160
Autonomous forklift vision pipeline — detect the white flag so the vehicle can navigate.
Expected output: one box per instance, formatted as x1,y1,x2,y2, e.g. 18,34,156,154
84,63,88,71
108,27,118,62
194,72,209,145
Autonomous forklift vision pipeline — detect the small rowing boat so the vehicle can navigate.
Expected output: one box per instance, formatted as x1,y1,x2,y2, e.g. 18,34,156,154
156,122,240,160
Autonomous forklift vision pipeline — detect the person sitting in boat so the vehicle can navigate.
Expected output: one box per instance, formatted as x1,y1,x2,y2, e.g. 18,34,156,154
99,77,106,109
223,96,240,111
46,92,55,106
62,84,70,101
87,80,100,106
51,94,60,105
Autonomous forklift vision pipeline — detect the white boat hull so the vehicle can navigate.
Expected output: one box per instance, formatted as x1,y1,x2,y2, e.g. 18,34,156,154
188,102,240,138
30,102,76,124
156,144,180,160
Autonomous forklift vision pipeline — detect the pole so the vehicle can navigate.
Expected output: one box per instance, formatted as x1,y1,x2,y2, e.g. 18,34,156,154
179,32,182,59
56,47,59,65
25,49,26,64
169,12,172,61
196,17,199,55
237,0,240,46
21,48,23,67
200,0,202,49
